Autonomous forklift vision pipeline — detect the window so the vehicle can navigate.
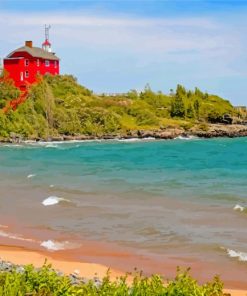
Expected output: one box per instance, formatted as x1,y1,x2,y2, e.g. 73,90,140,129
45,60,50,67
37,59,40,66
25,59,29,66
20,72,23,81
25,71,29,78
54,61,57,68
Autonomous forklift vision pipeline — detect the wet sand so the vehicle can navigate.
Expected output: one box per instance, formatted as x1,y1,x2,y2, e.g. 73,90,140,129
0,245,246,296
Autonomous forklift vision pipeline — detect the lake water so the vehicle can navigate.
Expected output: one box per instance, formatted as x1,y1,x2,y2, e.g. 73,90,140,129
0,137,247,286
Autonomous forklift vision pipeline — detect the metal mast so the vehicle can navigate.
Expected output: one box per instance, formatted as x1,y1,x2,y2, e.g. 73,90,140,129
45,24,51,41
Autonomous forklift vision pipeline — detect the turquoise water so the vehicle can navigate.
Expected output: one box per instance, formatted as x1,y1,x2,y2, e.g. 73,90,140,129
0,137,247,275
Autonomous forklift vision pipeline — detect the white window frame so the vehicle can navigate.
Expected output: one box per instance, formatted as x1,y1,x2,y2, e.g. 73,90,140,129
25,71,29,78
37,59,40,67
25,59,29,66
45,60,50,67
54,61,57,68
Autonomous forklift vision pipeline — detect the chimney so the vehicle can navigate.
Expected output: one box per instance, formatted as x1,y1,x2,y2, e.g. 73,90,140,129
25,41,33,48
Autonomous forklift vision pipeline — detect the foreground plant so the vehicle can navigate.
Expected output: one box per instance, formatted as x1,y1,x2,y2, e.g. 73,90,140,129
0,263,228,295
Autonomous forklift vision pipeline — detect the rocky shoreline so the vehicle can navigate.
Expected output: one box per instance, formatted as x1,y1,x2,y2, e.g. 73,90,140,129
0,124,247,143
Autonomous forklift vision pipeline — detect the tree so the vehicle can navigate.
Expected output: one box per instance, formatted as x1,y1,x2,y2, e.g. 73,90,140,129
186,103,195,119
193,99,200,119
171,96,185,118
127,89,139,100
176,84,187,99
195,87,204,99
0,72,20,108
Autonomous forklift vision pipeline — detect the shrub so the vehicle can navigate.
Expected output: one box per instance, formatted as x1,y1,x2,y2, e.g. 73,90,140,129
0,264,226,296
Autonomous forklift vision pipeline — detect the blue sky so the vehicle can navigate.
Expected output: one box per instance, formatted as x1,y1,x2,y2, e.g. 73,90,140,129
0,0,247,105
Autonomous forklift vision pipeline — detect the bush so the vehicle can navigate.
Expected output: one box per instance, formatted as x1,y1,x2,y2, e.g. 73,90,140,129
0,76,237,138
0,264,226,296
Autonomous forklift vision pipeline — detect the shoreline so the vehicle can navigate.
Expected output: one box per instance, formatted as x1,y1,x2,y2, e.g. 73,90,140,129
0,245,246,296
0,245,124,280
0,123,247,143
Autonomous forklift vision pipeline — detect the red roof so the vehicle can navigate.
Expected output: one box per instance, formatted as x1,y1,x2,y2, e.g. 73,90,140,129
7,46,59,61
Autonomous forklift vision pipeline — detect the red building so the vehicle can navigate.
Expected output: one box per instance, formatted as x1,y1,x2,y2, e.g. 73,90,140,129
3,37,59,90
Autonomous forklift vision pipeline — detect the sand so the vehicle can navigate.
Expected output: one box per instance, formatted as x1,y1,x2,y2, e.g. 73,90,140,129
0,245,246,296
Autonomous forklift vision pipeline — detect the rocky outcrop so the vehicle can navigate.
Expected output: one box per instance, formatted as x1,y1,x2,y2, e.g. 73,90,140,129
1,124,247,143
191,124,247,138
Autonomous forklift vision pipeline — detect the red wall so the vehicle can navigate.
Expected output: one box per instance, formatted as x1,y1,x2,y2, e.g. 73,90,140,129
3,51,59,90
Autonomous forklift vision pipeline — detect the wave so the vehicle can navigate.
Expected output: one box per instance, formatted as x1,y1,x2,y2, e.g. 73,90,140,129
40,240,78,251
42,196,70,206
117,137,155,142
3,144,23,147
45,144,59,148
226,248,247,262
233,204,245,212
0,230,35,243
27,174,36,179
175,135,198,140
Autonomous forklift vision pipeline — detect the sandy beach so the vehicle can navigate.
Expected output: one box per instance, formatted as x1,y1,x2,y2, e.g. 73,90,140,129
0,245,246,296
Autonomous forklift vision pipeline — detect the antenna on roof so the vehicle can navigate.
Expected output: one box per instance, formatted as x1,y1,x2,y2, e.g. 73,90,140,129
42,25,52,52
45,24,51,41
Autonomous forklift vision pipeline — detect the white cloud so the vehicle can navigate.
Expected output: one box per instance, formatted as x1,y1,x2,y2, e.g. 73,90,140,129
1,9,247,104
0,9,242,59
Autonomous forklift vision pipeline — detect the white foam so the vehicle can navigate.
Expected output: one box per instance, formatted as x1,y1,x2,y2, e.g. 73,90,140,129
27,174,36,179
233,204,245,212
24,140,37,144
143,137,156,141
49,184,54,188
3,144,22,147
45,144,59,148
226,249,247,262
175,135,198,140
0,230,35,242
42,196,70,206
40,240,77,251
118,138,141,142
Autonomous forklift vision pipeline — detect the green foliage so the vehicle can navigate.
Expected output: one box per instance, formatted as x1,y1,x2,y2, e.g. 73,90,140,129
0,264,226,296
0,73,20,108
171,97,186,118
186,103,195,119
0,76,237,139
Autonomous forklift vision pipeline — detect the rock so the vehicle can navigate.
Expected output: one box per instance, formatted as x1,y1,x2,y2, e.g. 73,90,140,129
102,135,116,140
193,124,247,138
63,135,75,141
50,136,64,141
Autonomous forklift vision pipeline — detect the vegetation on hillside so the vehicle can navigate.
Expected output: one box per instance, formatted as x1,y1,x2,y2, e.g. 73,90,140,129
0,73,238,139
0,263,227,295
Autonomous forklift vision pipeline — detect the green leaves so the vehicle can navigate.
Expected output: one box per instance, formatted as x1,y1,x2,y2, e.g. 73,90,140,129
0,75,237,139
0,264,225,296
